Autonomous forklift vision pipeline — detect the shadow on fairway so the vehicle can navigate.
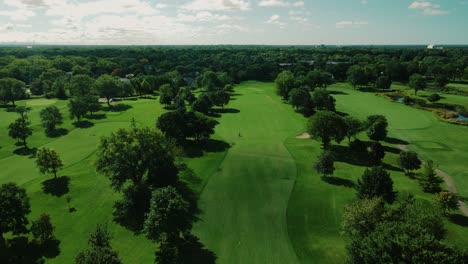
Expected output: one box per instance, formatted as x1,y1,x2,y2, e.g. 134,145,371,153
331,145,372,167
322,176,355,188
384,137,409,145
212,108,240,114
178,233,216,264
382,163,404,172
183,139,231,158
13,147,37,156
86,113,106,120
383,145,402,154
104,103,132,112
42,176,70,197
73,120,94,128
448,214,468,227
329,90,348,95
46,128,69,138
2,236,60,263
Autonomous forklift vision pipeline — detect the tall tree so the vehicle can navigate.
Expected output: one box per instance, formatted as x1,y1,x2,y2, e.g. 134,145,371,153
0,183,31,242
367,119,388,141
35,147,63,178
70,74,94,97
375,75,392,91
94,74,121,107
69,97,89,122
409,73,426,95
420,160,443,193
275,70,296,100
344,116,363,143
0,77,26,107
311,90,336,111
307,111,347,148
434,191,460,215
75,224,122,264
31,213,55,245
314,150,335,177
8,107,32,147
356,166,396,204
397,151,422,174
40,106,63,135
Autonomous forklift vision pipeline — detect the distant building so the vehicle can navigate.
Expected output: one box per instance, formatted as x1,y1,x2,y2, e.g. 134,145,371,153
118,78,131,83
427,44,443,50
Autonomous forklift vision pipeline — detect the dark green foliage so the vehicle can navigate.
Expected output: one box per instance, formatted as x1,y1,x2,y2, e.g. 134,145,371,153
409,73,426,95
159,84,177,105
368,142,385,165
155,233,216,264
75,224,122,264
200,71,222,91
8,115,32,147
82,95,100,115
210,90,230,108
94,74,121,106
69,97,88,121
53,78,68,99
349,139,367,153
307,111,347,147
157,110,218,143
289,88,309,109
39,106,63,135
35,147,63,178
314,150,335,177
347,65,368,88
356,166,396,203
31,213,55,245
366,119,388,141
191,93,213,114
275,70,296,100
428,93,441,103
303,70,333,90
420,160,443,193
70,74,94,97
0,183,31,238
397,151,422,174
434,191,460,214
374,75,392,90
311,90,336,111
434,74,449,89
343,116,363,143
95,127,178,190
0,78,26,106
144,186,190,241
113,184,151,232
342,197,385,237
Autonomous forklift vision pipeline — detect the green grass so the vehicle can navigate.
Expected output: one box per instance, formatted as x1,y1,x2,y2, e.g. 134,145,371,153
391,82,468,106
448,82,468,92
1,82,467,263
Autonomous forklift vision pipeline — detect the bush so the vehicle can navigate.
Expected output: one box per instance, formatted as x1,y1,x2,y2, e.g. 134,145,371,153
349,139,367,153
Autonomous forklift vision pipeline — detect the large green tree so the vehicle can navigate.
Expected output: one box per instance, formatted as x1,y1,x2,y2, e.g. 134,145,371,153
356,166,396,203
35,147,63,179
0,77,26,107
70,74,95,97
31,213,55,245
39,106,63,135
75,224,122,264
94,74,121,107
275,70,296,100
8,107,32,147
314,150,335,177
397,151,422,174
307,110,347,148
409,73,426,95
0,183,31,241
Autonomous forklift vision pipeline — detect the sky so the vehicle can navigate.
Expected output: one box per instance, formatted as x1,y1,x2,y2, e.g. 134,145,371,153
0,0,466,45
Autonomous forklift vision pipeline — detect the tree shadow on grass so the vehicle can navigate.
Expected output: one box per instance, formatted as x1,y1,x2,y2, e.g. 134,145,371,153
212,108,240,114
182,139,231,158
382,163,404,172
384,137,409,145
73,120,94,128
4,236,60,263
383,145,402,154
41,176,70,197
448,214,468,227
179,233,216,264
46,128,68,138
329,91,348,95
330,145,372,167
104,103,132,112
13,147,37,156
322,176,355,188
86,113,106,120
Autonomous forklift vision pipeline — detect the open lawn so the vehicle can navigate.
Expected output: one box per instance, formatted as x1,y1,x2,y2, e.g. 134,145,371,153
391,83,468,106
1,81,467,263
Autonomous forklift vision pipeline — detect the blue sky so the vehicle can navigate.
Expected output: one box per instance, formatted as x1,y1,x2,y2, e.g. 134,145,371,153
0,0,466,45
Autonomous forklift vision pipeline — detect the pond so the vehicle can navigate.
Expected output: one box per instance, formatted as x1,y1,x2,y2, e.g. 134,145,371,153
456,114,468,121
395,97,403,103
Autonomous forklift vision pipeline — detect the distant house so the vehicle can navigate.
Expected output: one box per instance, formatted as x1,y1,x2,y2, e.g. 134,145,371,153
326,61,351,65
279,63,293,67
125,74,135,79
427,44,443,50
118,78,131,84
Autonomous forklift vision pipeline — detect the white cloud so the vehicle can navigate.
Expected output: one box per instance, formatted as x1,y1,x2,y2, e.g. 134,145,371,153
258,0,304,7
266,14,286,28
335,20,368,28
361,0,368,4
0,9,35,21
181,0,250,11
409,1,448,15
176,11,232,22
0,23,32,31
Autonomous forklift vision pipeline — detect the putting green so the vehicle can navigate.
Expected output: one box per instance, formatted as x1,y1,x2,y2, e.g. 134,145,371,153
26,99,57,106
193,82,304,264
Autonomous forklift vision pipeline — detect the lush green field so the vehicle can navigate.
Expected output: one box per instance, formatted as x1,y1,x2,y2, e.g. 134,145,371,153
448,83,468,92
1,81,467,263
391,83,468,106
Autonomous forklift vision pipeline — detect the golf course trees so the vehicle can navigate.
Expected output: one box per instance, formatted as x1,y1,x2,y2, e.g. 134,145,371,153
409,73,426,95
434,74,449,90
427,93,441,103
82,95,100,116
397,151,422,175
35,147,63,179
303,70,333,90
210,89,230,108
144,186,191,241
366,115,388,141
375,75,392,91
343,116,364,143
369,142,385,165
289,88,310,109
95,74,121,107
275,70,296,100
314,150,335,177
200,71,222,91
191,93,213,114
434,191,460,215
420,160,443,193
69,97,89,122
311,90,336,111
342,197,385,237
0,183,31,241
157,110,218,143
95,126,178,190
347,65,368,89
0,78,26,107
307,110,347,148
40,106,63,135
31,213,55,245
70,74,95,97
159,84,177,106
356,166,396,204
8,106,32,147
75,224,122,264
